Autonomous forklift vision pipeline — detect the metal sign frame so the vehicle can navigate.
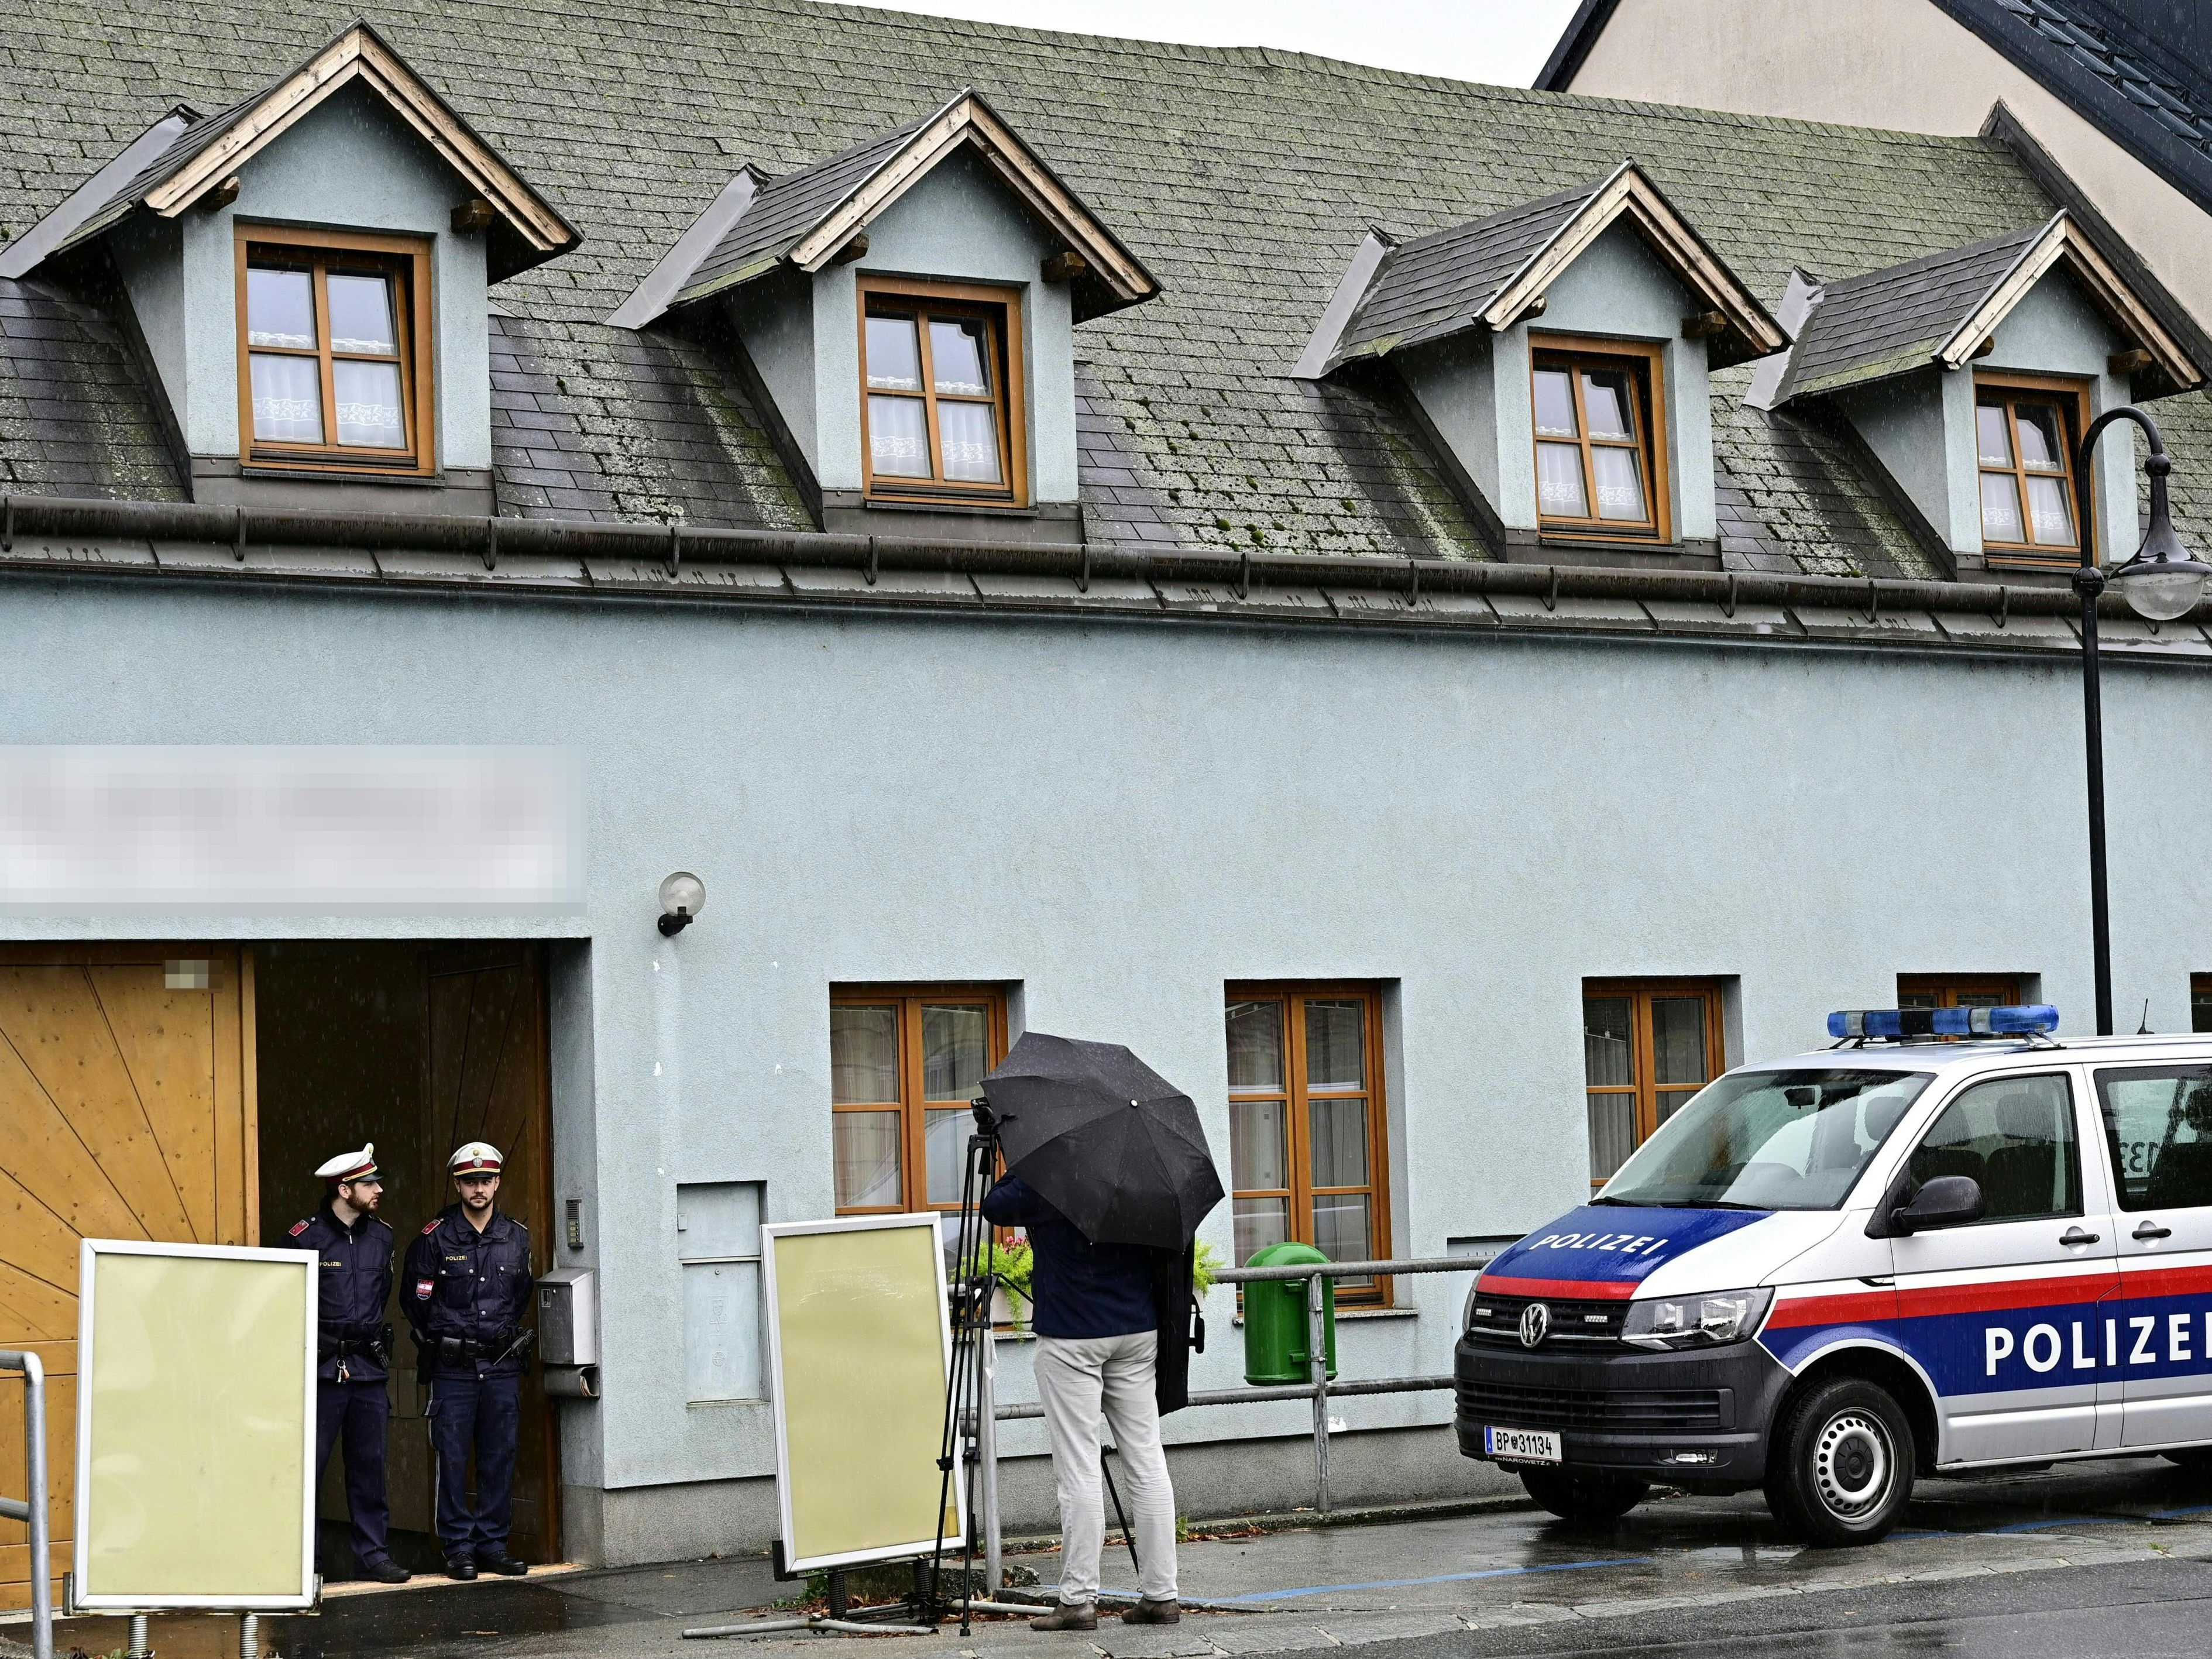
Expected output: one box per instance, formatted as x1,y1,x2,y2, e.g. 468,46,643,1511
761,1213,963,1575
71,1238,319,1613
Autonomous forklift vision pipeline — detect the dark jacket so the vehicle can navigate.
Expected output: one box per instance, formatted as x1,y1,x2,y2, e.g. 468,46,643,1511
981,1176,1205,1413
280,1200,396,1383
983,1176,1154,1338
402,1204,534,1377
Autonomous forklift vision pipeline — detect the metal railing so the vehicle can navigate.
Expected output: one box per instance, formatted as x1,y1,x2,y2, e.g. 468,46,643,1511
974,1253,1492,1595
0,1349,52,1659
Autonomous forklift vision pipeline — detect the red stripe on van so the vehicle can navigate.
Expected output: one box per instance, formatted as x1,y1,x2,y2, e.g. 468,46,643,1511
2115,1260,2212,1298
1766,1288,1897,1329
1477,1274,1639,1300
1892,1270,2115,1319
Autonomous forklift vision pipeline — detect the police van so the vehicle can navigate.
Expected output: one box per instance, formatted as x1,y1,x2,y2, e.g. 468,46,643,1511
1455,1005,2212,1544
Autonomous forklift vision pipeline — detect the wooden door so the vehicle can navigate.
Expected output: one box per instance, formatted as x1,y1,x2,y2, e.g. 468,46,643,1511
0,945,256,1613
423,944,558,1563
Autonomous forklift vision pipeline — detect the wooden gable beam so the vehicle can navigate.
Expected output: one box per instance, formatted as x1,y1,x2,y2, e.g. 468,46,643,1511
787,94,1154,302
1480,164,1784,356
1939,213,2199,388
141,25,571,253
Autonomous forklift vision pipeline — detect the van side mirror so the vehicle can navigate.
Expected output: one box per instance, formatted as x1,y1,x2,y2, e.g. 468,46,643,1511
1892,1174,1983,1235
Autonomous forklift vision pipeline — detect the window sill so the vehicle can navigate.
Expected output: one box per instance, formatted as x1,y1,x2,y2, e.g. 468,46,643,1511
1502,533,1720,571
862,496,1038,517
239,463,444,486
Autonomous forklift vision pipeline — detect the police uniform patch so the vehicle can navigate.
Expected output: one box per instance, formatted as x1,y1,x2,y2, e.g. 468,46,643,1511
288,1219,310,1236
416,1279,435,1297
422,1218,440,1235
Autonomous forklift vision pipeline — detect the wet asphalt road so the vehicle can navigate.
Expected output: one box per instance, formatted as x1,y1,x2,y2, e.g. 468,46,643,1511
17,1458,2212,1659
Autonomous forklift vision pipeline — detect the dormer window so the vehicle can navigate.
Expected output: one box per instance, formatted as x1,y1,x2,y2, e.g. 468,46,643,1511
1974,377,2085,564
0,22,578,512
1297,162,1782,566
1531,341,1668,540
609,90,1156,540
859,277,1025,505
1754,214,2206,579
240,230,432,471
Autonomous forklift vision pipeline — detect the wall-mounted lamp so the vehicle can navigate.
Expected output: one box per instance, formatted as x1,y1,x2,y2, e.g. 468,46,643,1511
658,870,706,936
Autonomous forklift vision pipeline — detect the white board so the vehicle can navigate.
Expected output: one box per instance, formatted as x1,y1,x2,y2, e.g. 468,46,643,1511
73,1239,318,1611
762,1214,963,1573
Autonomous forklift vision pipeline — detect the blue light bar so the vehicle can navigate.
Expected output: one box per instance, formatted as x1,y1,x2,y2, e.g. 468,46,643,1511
1828,1005,2060,1040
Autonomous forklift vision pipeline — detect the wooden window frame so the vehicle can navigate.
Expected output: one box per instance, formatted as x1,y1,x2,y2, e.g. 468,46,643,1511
829,983,1008,1216
1973,372,2092,570
857,274,1028,510
1530,335,1671,544
1582,978,1725,1189
1225,981,1393,1308
1897,974,2021,1009
235,225,435,475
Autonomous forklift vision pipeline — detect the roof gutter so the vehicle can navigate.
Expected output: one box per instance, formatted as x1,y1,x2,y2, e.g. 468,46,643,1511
0,493,2169,630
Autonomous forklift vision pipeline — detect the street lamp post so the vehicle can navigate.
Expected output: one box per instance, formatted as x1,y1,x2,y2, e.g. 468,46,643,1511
2073,407,2212,1035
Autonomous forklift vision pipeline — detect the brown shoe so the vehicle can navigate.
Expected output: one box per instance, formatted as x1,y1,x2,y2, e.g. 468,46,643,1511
1029,1603,1098,1631
1121,1599,1180,1624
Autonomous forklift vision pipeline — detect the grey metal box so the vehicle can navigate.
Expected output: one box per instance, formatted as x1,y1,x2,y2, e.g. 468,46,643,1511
537,1268,598,1366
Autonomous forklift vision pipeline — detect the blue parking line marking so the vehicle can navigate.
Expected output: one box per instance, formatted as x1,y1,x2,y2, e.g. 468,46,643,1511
1212,1557,1651,1604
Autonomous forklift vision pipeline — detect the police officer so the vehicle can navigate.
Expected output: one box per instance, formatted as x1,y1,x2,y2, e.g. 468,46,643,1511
403,1141,534,1580
281,1144,409,1584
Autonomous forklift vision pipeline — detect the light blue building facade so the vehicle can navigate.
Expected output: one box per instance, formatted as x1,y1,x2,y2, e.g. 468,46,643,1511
5,2,2212,1572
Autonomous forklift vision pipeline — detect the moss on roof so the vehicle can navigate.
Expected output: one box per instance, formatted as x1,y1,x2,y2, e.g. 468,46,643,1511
4,0,2211,569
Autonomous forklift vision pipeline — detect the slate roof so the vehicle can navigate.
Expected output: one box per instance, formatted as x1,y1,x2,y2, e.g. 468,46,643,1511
675,123,923,305
6,0,2212,577
1774,226,2044,402
1331,185,1591,363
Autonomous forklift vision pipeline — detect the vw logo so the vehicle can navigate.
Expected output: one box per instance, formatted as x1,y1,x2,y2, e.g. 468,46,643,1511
1519,1302,1550,1348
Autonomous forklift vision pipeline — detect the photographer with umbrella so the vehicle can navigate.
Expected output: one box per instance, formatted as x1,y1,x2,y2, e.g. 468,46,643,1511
978,1034,1223,1632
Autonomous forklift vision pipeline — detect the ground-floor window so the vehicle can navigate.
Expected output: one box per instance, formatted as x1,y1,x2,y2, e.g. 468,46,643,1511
2192,974,2211,1033
829,985,1007,1214
1898,974,2021,1011
1583,979,1726,1186
1225,983,1390,1303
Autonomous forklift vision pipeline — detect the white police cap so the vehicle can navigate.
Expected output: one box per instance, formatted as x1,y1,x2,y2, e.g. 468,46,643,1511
315,1143,379,1184
449,1141,504,1174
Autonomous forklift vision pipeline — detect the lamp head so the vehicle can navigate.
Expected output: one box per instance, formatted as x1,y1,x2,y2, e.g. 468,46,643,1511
657,870,706,935
2101,447,2212,622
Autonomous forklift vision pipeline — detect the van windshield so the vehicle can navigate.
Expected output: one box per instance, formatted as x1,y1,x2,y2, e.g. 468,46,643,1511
1598,1067,1935,1211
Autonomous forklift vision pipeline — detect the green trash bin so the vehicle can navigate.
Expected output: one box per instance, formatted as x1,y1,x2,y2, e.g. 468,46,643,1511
1241,1241,1338,1385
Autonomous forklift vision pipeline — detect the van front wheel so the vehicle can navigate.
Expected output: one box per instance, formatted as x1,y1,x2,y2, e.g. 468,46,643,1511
1765,1378,1914,1545
1519,1467,1648,1525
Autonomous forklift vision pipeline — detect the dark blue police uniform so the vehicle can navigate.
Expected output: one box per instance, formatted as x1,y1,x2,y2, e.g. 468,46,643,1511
280,1201,398,1569
403,1204,534,1560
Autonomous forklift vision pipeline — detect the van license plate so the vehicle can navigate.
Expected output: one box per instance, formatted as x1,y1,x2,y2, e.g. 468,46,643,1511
1483,1426,1561,1463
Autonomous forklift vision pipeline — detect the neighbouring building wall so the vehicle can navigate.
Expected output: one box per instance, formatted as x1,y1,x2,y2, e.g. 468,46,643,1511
1561,0,2212,334
7,577,2211,1561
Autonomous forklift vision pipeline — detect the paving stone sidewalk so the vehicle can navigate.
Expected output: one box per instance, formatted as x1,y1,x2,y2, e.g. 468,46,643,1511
13,1461,2212,1659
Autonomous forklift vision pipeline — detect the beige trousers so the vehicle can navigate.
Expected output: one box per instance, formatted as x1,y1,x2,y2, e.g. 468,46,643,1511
1032,1330,1179,1603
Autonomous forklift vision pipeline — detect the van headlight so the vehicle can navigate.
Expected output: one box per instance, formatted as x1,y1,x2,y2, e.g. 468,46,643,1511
1621,1287,1773,1350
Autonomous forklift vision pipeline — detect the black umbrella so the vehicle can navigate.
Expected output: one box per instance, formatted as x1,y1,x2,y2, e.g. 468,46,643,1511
980,1032,1225,1249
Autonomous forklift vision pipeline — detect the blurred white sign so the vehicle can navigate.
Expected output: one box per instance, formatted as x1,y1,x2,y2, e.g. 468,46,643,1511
0,747,581,913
